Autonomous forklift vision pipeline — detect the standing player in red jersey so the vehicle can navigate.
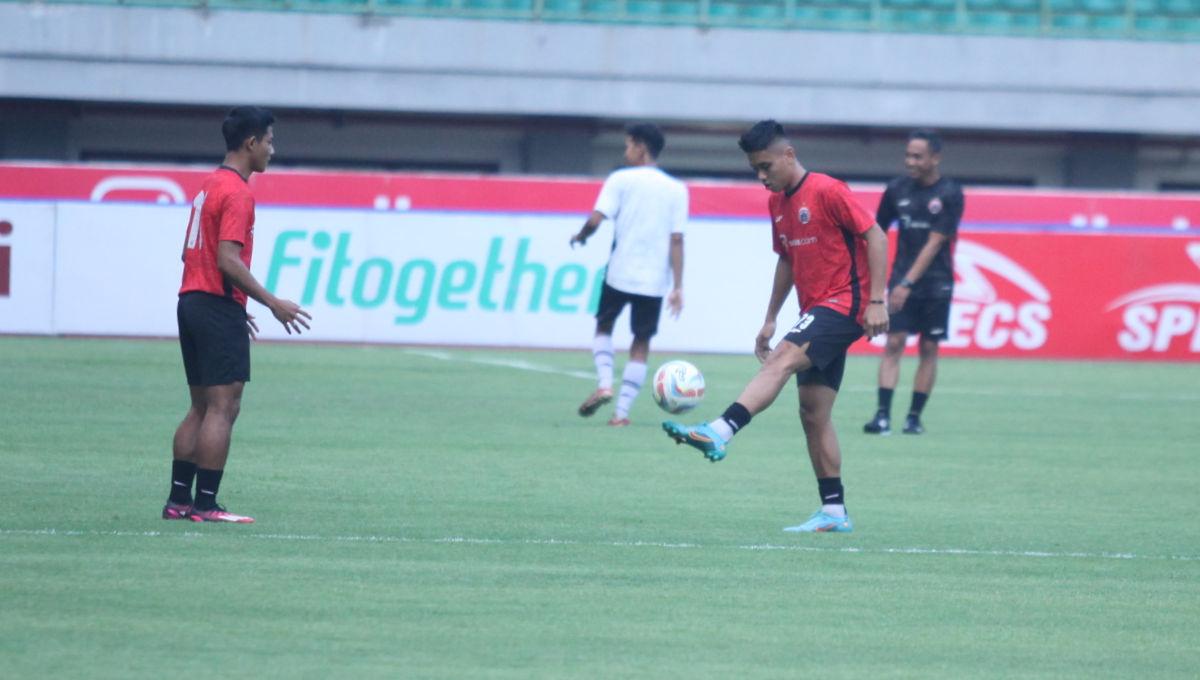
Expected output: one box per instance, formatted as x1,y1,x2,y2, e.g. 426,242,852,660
663,120,889,533
163,106,311,524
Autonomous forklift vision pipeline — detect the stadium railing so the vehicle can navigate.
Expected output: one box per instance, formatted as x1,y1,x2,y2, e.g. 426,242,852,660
5,0,1199,40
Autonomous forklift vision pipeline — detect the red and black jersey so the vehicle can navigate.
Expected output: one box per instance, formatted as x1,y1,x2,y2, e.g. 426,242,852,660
769,172,876,324
877,175,964,300
179,166,255,307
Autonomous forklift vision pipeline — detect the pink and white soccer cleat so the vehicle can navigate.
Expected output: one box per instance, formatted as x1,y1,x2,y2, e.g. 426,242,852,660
162,502,192,520
189,505,255,523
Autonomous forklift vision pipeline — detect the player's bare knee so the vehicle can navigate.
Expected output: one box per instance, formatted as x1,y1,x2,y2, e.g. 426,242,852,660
799,402,830,431
919,339,939,361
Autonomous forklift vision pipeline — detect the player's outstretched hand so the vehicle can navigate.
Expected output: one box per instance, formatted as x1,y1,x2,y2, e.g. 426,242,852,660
569,232,588,248
271,299,312,335
246,314,260,341
667,289,683,319
864,305,889,339
755,321,776,363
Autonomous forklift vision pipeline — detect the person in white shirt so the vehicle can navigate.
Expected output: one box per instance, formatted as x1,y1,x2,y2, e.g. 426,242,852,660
570,123,688,426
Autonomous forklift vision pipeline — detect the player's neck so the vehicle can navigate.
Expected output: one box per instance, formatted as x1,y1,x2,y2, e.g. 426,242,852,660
221,154,254,181
784,166,808,196
918,170,941,187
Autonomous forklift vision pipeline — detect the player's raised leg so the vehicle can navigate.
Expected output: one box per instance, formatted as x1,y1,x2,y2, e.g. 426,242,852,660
785,381,853,533
188,382,254,523
865,331,906,435
663,340,813,461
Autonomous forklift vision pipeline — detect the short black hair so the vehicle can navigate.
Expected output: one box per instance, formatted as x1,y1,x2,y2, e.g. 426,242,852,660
625,123,665,158
909,128,943,154
738,120,787,154
222,106,275,152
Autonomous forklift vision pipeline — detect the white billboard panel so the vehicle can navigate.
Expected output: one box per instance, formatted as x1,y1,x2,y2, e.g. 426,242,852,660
49,203,788,352
0,202,58,334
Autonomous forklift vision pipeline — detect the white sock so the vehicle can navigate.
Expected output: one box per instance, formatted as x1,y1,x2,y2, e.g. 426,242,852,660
613,361,646,418
593,334,614,391
707,418,734,441
821,504,847,518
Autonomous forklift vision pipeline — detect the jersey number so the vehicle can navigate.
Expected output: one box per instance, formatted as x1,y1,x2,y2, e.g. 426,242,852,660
183,191,207,251
793,313,815,332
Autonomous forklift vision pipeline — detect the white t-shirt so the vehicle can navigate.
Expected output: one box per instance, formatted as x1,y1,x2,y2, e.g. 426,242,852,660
593,166,689,298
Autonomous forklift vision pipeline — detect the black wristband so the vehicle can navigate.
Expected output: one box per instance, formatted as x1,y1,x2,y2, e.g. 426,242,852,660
869,299,885,304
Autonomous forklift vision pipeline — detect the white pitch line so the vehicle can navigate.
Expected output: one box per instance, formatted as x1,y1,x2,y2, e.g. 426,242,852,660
401,349,1199,402
2,528,1196,563
402,349,594,381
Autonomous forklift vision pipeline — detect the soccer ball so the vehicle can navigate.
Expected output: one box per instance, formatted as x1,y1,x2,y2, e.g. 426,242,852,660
652,360,705,414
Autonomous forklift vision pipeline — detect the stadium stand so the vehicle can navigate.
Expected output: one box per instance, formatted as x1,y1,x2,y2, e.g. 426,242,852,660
4,0,1198,38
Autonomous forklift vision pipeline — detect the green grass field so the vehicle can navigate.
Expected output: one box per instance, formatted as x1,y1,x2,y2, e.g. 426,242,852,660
2,336,1198,678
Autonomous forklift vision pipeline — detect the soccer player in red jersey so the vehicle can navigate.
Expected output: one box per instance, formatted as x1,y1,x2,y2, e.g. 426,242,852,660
664,120,889,533
164,106,311,524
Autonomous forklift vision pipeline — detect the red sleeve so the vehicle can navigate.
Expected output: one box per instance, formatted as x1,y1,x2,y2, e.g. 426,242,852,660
769,198,788,259
823,180,875,236
218,191,254,245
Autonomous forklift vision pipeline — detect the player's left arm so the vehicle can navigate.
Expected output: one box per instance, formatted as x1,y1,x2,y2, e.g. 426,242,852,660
889,231,948,312
667,233,684,318
890,187,960,312
861,224,890,339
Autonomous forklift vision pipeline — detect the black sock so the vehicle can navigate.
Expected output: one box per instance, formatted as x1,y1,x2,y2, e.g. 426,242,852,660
878,387,894,415
817,477,844,506
194,468,224,510
909,391,929,417
169,460,197,505
720,402,752,434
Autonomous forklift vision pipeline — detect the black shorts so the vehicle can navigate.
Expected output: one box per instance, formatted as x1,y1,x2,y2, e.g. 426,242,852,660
177,291,250,387
595,282,664,340
783,306,864,392
890,295,952,341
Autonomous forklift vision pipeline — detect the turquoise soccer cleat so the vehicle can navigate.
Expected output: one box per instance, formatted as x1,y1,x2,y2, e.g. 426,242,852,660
783,510,854,533
662,421,728,462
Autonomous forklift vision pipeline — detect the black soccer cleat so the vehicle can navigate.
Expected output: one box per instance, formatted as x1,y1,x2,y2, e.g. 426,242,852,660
863,411,892,435
902,415,925,435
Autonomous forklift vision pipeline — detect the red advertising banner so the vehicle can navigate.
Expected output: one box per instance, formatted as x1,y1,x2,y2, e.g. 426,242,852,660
1,162,1197,361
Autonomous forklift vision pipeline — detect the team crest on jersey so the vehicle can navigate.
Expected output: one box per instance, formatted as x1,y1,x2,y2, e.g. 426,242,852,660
799,207,811,224
928,197,943,215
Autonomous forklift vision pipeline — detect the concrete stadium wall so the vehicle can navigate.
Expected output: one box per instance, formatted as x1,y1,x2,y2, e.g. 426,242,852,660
2,3,1200,137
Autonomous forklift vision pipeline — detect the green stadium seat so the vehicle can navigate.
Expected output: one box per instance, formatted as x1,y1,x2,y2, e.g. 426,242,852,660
1051,12,1092,28
543,0,585,13
816,4,873,23
742,1,784,19
662,0,700,17
1171,16,1200,31
1159,0,1199,13
460,0,534,12
627,0,666,15
966,9,1018,26
378,0,453,9
1090,13,1130,30
705,1,742,20
1134,14,1172,29
1079,0,1122,11
582,0,621,15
